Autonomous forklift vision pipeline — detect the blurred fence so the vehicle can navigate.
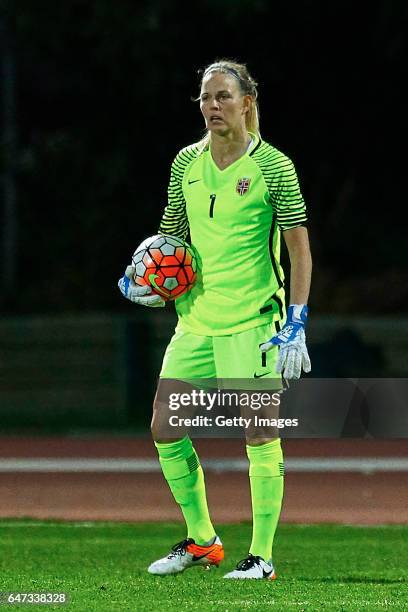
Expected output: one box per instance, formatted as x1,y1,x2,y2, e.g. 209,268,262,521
0,312,406,430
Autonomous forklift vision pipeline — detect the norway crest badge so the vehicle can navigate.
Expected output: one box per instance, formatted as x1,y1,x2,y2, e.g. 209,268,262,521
236,177,251,195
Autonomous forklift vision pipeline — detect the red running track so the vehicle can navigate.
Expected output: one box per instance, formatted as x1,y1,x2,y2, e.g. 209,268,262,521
0,437,407,524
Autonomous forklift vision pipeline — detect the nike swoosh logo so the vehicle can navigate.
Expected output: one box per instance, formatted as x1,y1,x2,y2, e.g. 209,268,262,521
148,273,171,299
188,179,201,185
263,568,273,578
254,371,271,379
192,549,214,562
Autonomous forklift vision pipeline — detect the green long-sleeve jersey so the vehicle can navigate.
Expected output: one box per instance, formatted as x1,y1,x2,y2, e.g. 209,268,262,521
159,133,308,335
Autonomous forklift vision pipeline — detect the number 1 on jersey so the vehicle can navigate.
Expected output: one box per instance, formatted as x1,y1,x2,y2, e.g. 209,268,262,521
209,194,216,218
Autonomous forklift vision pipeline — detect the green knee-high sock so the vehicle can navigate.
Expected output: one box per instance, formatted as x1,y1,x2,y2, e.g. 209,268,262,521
246,439,284,562
155,436,216,545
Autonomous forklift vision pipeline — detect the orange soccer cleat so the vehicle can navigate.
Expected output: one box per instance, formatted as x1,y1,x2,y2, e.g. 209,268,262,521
147,536,224,575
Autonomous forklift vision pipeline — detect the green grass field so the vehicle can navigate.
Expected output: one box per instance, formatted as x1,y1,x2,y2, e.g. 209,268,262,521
0,521,406,611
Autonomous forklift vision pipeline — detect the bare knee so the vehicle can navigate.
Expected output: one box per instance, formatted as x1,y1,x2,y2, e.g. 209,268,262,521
151,391,183,443
151,392,163,441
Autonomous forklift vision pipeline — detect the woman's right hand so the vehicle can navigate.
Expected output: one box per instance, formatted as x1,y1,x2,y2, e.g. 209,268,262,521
118,265,165,307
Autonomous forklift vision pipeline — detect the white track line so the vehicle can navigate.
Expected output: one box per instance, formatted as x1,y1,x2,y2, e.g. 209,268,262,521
0,458,407,473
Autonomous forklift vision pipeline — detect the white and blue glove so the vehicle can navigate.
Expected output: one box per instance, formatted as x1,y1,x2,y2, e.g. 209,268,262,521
260,304,311,379
118,265,165,307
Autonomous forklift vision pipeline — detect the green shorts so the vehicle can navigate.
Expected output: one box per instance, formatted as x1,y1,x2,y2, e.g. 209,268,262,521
160,322,282,389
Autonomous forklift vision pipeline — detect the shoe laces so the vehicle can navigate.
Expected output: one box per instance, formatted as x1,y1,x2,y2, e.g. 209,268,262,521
236,553,262,571
168,538,194,559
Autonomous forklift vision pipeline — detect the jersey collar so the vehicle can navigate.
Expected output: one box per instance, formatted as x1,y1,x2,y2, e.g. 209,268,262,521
201,131,262,156
247,131,262,156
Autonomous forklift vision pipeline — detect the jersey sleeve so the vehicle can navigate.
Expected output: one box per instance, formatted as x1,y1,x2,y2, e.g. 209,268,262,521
273,156,308,231
251,141,308,231
158,145,199,240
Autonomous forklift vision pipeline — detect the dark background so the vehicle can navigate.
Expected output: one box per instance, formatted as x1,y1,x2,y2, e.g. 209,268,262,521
1,0,407,315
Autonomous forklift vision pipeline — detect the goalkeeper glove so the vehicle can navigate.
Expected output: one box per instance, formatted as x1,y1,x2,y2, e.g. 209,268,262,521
118,265,165,307
260,304,311,379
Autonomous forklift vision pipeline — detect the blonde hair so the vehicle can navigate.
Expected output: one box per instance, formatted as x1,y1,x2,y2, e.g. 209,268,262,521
196,59,260,151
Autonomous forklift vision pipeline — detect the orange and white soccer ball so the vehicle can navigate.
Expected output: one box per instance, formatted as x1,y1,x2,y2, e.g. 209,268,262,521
132,234,197,301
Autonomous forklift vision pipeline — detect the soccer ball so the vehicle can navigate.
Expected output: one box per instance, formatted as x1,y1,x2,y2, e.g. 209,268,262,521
132,234,197,301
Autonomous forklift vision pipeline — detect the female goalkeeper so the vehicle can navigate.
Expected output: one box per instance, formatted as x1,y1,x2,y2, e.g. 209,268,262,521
119,59,312,580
